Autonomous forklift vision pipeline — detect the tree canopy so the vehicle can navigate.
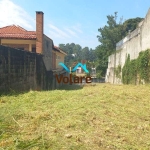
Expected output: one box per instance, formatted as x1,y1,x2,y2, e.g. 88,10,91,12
59,43,97,67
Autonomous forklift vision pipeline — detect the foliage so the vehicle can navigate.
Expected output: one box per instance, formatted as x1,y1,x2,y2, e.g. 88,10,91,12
59,43,97,67
96,12,124,76
86,61,96,73
96,12,143,76
137,50,150,81
114,65,122,79
122,49,150,84
122,55,137,84
96,70,102,78
95,45,109,76
123,17,143,35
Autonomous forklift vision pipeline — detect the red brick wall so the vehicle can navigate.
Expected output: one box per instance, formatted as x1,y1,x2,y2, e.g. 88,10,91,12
36,11,43,54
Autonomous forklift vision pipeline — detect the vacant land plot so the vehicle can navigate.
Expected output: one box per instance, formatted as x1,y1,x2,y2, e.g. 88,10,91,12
0,84,150,150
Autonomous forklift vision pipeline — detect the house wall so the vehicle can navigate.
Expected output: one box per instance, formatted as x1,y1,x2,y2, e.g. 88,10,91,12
56,52,65,70
52,51,56,70
106,9,150,84
42,35,53,71
1,38,66,71
1,39,36,51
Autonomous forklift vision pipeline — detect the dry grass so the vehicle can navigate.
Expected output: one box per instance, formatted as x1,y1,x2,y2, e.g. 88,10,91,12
0,84,150,150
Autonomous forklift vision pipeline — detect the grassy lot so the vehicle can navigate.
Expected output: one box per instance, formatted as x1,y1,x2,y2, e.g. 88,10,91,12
0,84,150,150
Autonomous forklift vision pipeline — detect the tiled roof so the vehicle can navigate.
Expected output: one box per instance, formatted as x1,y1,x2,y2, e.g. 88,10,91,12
0,25,36,39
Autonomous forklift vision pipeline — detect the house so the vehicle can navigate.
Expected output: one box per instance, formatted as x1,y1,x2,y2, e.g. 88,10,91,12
0,11,67,72
53,46,67,71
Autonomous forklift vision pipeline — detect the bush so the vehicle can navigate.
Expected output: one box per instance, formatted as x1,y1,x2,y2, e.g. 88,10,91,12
122,49,150,84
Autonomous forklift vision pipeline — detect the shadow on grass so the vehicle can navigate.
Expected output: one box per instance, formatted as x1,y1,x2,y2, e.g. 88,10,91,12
0,84,84,96
58,84,83,90
0,90,29,97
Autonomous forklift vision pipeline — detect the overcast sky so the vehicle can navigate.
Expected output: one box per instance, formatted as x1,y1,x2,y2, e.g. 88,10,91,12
0,0,150,49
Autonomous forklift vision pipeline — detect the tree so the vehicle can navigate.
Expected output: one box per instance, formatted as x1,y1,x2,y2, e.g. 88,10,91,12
96,12,143,76
59,43,97,67
89,49,97,62
82,47,90,61
123,17,143,35
96,45,109,76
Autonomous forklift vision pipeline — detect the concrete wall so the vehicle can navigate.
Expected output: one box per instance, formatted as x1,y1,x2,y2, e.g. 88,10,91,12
56,51,65,70
141,9,150,51
0,45,66,92
106,9,150,84
42,35,53,71
0,45,36,92
52,50,56,70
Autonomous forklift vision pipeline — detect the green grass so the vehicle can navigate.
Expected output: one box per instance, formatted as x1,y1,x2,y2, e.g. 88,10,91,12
0,84,150,150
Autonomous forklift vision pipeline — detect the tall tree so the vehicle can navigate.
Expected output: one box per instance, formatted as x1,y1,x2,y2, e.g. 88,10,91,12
89,49,97,62
82,47,90,61
96,12,143,76
123,17,143,35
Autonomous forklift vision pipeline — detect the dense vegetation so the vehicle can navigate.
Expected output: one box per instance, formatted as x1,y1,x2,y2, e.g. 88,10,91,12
59,43,97,67
122,49,150,84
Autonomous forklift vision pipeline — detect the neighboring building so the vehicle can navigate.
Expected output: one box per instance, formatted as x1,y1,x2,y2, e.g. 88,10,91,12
73,60,87,76
0,11,67,72
0,25,36,51
75,60,97,78
53,46,67,71
76,66,86,76
105,8,150,84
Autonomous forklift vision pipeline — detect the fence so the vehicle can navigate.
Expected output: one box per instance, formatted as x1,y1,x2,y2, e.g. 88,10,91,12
0,45,66,92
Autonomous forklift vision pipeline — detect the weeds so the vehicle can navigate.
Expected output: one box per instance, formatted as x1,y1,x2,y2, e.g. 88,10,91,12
0,84,150,149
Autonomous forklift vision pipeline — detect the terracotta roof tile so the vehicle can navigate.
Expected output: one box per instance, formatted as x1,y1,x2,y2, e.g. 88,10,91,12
0,25,36,39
